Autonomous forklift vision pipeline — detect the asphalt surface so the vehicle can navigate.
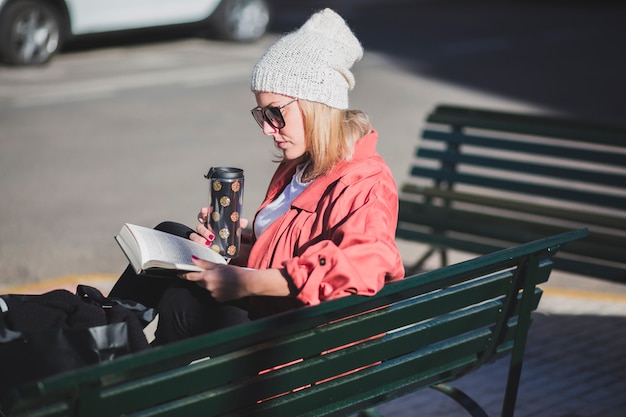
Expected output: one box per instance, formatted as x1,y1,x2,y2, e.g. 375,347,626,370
1,0,625,290
1,1,625,416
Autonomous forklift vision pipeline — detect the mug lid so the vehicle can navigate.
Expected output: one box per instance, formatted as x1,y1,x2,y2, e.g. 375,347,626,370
204,167,244,180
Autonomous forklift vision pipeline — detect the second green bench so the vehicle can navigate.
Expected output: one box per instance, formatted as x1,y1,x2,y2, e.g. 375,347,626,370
397,104,626,283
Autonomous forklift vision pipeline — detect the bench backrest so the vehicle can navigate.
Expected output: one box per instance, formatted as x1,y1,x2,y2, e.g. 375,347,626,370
398,104,626,282
2,229,586,417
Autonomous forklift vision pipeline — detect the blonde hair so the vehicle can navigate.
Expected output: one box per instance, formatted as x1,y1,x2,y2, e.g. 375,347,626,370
292,100,373,181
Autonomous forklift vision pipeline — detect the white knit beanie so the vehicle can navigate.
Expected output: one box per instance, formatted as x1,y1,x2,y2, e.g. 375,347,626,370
250,8,363,110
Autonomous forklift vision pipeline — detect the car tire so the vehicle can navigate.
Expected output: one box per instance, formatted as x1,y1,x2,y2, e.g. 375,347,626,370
210,0,270,42
0,0,64,66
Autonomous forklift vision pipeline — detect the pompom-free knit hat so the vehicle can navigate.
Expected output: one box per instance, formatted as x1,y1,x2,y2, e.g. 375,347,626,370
250,8,363,110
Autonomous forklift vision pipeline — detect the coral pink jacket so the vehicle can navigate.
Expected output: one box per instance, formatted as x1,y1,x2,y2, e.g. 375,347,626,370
246,130,404,318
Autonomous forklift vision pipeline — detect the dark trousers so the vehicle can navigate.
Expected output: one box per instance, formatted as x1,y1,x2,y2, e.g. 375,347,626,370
109,222,250,346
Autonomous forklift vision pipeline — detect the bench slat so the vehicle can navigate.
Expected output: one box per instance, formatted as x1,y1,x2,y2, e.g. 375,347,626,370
229,336,493,417
401,185,625,230
427,104,626,147
173,306,501,417
397,225,623,281
422,129,626,167
223,307,538,417
417,147,626,189
398,199,624,256
410,166,626,210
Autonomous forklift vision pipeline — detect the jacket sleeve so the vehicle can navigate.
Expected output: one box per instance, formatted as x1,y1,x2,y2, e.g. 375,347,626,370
282,171,405,306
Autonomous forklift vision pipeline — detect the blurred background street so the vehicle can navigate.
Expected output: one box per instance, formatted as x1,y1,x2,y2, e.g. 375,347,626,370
1,1,625,416
1,0,625,290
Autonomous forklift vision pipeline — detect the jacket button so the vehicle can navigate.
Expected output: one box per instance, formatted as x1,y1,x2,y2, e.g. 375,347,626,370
319,258,326,266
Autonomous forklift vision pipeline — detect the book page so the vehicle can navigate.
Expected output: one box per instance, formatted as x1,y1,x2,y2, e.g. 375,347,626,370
128,224,226,269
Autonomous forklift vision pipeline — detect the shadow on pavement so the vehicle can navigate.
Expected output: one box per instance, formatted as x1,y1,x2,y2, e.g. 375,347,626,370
269,0,626,128
58,1,626,128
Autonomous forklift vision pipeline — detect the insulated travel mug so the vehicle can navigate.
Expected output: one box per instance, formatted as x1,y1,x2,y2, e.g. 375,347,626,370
204,167,244,258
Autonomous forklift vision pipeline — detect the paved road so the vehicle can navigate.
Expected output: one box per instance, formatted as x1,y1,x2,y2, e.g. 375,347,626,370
2,0,624,292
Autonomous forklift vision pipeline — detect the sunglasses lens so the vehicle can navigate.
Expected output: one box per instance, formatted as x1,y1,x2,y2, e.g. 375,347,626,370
265,107,285,129
251,109,265,128
251,100,294,130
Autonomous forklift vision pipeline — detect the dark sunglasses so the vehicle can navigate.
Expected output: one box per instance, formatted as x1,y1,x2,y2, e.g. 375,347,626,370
250,98,298,129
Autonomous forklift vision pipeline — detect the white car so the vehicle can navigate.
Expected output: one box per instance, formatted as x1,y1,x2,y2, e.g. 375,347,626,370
0,0,271,66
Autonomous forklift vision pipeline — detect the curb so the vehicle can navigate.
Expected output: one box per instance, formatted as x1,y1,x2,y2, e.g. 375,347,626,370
0,274,118,295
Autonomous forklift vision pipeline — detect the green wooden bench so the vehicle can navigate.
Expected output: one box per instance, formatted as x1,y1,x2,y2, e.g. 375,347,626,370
397,104,626,283
1,229,586,417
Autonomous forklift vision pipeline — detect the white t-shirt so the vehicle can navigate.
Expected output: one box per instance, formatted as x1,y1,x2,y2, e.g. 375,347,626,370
254,163,311,237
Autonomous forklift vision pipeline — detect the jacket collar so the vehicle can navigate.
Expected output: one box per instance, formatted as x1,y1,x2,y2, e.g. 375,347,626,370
262,130,380,213
294,130,379,211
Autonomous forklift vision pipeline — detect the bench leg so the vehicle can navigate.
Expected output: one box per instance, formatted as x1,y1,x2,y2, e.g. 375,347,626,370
430,384,489,417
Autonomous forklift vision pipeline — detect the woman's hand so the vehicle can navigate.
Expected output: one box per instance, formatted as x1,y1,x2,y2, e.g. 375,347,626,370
180,256,291,302
188,207,215,246
181,256,250,302
189,207,248,247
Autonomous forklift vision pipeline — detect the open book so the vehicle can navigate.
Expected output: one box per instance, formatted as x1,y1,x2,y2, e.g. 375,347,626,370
115,223,226,278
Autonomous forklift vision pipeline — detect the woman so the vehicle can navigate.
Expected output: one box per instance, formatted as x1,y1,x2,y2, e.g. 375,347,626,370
109,8,404,344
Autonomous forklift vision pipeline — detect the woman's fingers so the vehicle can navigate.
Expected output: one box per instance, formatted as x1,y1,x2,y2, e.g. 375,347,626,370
179,256,216,283
180,258,241,302
193,207,216,246
194,223,216,245
198,207,211,223
190,255,215,269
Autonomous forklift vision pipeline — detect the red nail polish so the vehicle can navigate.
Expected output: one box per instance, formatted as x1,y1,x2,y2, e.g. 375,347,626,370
192,255,199,260
208,233,215,241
